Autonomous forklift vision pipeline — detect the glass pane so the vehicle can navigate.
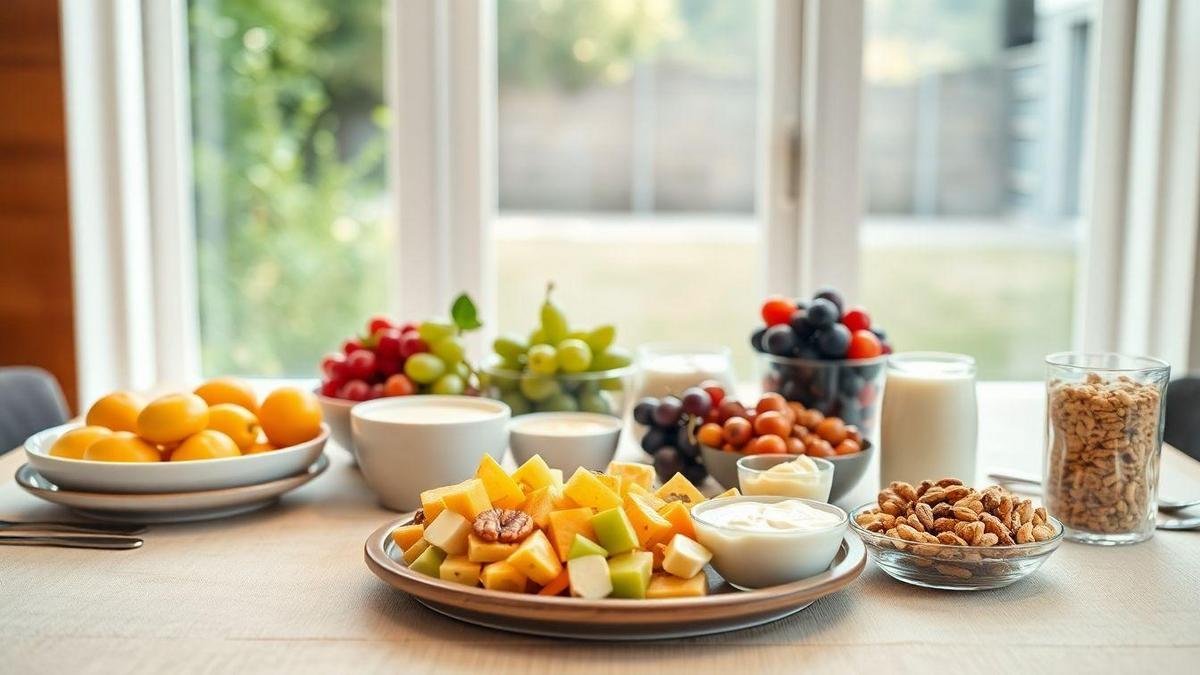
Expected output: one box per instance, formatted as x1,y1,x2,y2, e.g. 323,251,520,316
495,0,762,376
188,0,391,376
859,0,1091,379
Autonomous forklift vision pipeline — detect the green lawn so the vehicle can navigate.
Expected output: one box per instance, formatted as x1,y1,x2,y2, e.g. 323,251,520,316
497,233,1076,382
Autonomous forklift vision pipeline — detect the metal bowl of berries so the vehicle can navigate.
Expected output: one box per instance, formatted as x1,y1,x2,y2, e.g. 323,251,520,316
849,503,1064,591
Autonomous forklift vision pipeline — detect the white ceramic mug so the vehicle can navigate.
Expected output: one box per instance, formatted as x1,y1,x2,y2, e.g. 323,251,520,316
351,396,510,511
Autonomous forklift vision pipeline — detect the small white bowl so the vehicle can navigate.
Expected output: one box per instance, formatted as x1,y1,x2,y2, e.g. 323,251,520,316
507,412,622,473
691,495,848,589
23,422,328,494
737,454,835,502
316,392,357,461
351,395,510,511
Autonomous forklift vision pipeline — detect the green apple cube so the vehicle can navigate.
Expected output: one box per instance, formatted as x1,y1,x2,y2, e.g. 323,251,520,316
566,555,612,599
608,551,653,599
662,534,713,580
567,533,609,560
410,545,447,578
591,507,639,556
423,509,471,555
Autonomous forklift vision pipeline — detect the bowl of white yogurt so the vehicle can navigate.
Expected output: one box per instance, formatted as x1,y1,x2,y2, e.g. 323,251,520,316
351,395,510,511
508,412,623,473
691,495,848,589
737,454,835,502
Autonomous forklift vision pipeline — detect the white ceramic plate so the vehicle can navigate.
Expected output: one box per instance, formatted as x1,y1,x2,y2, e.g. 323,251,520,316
24,422,329,493
14,454,329,523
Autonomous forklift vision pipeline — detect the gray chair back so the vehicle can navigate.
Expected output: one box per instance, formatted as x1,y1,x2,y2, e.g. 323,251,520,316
1165,376,1200,462
0,367,70,454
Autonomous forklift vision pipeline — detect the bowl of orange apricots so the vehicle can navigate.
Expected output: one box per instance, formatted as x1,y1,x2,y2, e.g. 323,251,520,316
22,379,328,494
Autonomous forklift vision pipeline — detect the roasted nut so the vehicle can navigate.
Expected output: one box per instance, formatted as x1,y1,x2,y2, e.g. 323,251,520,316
411,509,426,525
472,508,534,543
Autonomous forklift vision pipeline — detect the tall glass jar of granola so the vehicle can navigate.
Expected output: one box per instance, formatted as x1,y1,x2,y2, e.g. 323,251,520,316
1043,353,1170,545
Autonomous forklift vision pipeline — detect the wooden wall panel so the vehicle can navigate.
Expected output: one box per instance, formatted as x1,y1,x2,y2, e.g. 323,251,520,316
0,0,77,411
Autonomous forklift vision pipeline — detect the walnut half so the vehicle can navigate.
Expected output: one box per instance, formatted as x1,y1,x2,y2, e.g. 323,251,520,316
472,508,533,544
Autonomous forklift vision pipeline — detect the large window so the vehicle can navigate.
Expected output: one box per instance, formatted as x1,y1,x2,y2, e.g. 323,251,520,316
858,0,1093,379
188,0,391,376
494,0,763,376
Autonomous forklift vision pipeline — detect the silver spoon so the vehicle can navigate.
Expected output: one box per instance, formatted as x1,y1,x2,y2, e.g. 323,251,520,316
0,519,148,536
0,534,144,550
987,470,1200,513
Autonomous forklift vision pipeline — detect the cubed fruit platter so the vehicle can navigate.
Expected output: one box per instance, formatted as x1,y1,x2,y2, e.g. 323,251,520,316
364,454,866,640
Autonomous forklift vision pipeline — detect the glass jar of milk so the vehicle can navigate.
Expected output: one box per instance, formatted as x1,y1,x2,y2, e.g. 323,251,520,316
635,343,736,399
880,353,978,486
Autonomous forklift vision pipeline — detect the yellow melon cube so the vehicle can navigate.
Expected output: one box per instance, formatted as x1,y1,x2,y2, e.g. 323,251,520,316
714,487,741,499
440,478,492,520
552,489,579,510
564,467,622,511
606,461,655,493
595,472,623,497
476,455,524,509
646,571,708,599
505,530,563,585
549,468,564,486
467,533,518,563
439,555,482,586
519,486,556,529
419,483,459,523
512,455,555,492
654,473,706,510
626,483,667,510
547,507,597,561
391,523,425,551
624,494,675,548
481,560,527,593
402,538,431,565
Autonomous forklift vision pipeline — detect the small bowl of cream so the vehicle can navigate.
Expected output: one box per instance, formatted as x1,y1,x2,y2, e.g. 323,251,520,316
691,495,848,589
737,454,835,502
508,412,623,473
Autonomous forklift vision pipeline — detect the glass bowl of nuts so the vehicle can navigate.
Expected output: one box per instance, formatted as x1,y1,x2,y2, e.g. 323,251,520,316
849,480,1064,590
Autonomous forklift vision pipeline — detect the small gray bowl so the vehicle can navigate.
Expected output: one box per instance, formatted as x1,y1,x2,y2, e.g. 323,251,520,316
700,440,873,503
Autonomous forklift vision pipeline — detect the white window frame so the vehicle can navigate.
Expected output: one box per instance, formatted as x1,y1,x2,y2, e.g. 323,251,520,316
59,0,1200,407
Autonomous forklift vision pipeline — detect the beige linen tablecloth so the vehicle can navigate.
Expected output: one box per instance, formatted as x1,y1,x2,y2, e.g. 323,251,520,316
1,382,1198,673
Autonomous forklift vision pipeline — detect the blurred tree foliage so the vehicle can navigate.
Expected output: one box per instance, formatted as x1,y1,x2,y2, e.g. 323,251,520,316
189,0,389,376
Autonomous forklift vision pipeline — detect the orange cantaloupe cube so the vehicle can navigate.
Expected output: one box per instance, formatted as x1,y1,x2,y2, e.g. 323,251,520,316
440,478,492,520
506,530,563,586
547,507,597,561
656,500,696,540
390,523,425,551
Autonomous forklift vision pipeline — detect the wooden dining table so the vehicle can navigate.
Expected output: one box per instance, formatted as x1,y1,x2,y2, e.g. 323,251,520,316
2,382,1198,673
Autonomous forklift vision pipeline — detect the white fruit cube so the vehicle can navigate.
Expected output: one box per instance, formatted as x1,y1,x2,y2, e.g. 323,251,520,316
566,555,613,600
661,534,712,580
422,509,471,555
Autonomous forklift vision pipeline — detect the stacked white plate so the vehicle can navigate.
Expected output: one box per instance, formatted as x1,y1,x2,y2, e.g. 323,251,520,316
17,422,330,523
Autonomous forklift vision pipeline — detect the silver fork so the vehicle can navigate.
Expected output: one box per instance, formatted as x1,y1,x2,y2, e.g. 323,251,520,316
0,534,144,550
987,470,1200,512
0,519,148,536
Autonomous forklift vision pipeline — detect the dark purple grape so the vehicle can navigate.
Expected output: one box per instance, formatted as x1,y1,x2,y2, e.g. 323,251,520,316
764,324,797,356
788,309,816,341
641,426,669,453
791,299,809,311
815,323,851,358
870,327,888,342
806,298,838,328
674,425,699,458
680,387,712,417
653,396,682,427
682,462,708,485
750,326,767,352
813,286,844,316
633,397,658,425
652,447,685,481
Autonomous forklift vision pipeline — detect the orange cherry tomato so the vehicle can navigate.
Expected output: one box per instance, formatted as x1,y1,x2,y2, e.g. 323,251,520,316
760,296,797,326
835,439,861,456
696,422,724,448
815,417,848,445
754,411,792,438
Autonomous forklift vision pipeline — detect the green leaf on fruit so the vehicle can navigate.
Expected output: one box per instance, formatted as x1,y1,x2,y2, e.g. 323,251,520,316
450,293,483,332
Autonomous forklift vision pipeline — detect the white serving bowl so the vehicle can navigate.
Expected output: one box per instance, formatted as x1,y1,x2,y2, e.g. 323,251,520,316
316,391,357,461
351,395,510,511
23,422,329,494
508,412,623,473
691,495,848,589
